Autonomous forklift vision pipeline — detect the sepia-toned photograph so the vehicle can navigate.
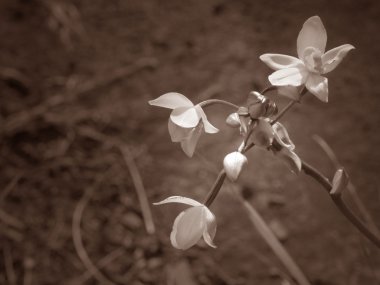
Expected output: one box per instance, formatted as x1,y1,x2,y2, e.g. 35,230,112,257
0,0,379,284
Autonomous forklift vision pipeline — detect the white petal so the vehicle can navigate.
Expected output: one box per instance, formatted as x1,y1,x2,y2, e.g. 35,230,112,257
168,119,192,142
170,106,201,128
297,16,327,58
322,44,355,74
268,67,308,86
195,105,219,134
153,196,203,207
170,206,205,250
260,54,302,70
202,208,217,248
148,92,194,109
305,74,328,102
273,122,295,150
170,211,183,249
225,113,241,128
180,122,203,157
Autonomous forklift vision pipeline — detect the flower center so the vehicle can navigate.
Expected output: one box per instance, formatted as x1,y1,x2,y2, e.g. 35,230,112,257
302,47,323,74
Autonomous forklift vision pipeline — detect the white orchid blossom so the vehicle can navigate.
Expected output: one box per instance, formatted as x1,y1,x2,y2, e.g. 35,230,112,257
260,16,354,102
154,196,217,250
149,93,218,157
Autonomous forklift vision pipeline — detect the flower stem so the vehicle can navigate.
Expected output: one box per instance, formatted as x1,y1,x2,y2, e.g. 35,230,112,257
301,160,380,248
270,100,297,125
204,170,227,207
261,85,278,95
199,99,239,109
270,87,306,125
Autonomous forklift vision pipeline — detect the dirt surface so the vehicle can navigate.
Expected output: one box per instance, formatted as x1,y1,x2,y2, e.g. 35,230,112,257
0,0,380,284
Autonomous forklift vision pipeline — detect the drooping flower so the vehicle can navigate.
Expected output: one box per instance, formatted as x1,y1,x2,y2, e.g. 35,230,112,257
153,196,217,250
260,16,355,102
149,93,218,157
223,151,248,181
271,122,302,173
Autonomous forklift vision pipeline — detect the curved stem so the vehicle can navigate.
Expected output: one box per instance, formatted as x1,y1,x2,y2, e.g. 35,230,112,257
204,170,226,207
199,99,239,109
302,161,380,248
261,85,278,95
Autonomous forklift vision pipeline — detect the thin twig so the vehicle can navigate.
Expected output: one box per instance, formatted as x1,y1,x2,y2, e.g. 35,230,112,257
119,145,156,235
0,174,21,204
301,161,380,248
0,224,23,242
230,186,311,285
3,242,17,285
72,182,117,285
312,135,380,236
76,126,156,235
0,208,25,230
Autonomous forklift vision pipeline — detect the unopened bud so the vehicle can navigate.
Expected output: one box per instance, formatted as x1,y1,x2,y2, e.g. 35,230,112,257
223,152,248,182
247,91,277,119
226,113,241,128
251,119,274,147
264,100,278,117
331,168,349,197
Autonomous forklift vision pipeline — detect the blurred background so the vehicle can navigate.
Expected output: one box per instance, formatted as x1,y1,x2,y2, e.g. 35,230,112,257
0,0,379,284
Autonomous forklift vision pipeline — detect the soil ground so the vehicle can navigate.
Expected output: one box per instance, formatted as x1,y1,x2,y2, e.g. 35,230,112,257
0,0,379,284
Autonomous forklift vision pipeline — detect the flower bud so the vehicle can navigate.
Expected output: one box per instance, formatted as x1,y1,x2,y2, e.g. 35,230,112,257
247,91,278,119
226,113,241,128
263,100,278,117
250,119,274,147
331,168,349,197
223,151,248,182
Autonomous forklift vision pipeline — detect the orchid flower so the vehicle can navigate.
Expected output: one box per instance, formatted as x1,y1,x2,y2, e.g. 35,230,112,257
149,93,218,157
154,196,217,250
271,122,302,173
260,16,354,102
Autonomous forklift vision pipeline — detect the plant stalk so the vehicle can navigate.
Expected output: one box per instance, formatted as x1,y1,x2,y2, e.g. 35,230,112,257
302,161,380,248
